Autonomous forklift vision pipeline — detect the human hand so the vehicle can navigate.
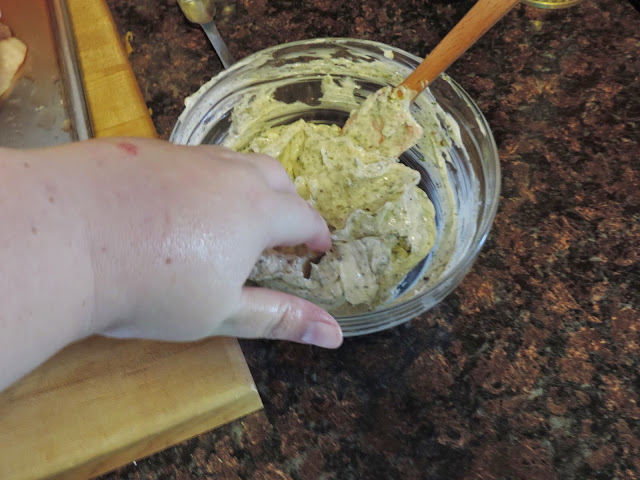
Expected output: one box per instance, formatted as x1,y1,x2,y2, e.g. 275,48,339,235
73,138,342,348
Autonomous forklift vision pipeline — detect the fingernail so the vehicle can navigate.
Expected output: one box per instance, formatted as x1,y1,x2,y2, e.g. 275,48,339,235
301,322,343,349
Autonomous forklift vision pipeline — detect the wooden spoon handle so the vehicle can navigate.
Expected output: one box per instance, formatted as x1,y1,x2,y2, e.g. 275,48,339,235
400,0,519,95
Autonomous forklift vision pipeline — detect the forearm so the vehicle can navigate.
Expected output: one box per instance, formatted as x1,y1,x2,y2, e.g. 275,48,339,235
0,146,97,389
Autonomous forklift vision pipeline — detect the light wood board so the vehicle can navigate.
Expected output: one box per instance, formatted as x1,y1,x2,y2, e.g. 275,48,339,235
66,0,157,138
0,337,261,479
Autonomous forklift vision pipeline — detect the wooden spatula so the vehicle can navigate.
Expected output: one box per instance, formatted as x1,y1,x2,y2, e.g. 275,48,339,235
341,0,519,145
401,0,520,99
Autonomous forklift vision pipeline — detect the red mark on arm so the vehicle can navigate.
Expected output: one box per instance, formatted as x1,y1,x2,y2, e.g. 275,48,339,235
117,142,139,156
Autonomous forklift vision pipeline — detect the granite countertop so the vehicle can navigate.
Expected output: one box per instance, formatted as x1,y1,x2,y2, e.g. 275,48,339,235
100,0,639,478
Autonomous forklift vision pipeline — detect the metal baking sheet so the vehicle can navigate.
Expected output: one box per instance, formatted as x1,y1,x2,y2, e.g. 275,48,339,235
0,0,92,148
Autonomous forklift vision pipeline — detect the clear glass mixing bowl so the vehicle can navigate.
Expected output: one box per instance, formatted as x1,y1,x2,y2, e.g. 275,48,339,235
170,38,500,336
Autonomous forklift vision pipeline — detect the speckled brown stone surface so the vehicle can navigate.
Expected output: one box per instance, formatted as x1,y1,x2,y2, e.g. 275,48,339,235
100,0,639,478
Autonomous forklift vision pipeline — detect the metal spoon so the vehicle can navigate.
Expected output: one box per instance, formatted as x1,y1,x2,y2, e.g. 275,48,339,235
177,0,235,69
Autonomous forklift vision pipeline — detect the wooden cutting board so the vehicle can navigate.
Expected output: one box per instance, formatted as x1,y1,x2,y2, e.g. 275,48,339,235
0,1,263,478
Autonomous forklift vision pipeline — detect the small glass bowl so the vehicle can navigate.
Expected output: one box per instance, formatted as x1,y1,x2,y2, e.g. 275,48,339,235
170,38,500,336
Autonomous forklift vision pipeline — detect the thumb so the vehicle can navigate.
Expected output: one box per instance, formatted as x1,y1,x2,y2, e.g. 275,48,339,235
222,287,343,349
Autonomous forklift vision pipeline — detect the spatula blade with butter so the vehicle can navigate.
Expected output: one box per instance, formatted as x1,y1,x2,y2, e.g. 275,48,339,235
341,0,519,147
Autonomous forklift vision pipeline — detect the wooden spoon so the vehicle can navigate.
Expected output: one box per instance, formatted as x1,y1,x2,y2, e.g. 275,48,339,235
401,0,520,99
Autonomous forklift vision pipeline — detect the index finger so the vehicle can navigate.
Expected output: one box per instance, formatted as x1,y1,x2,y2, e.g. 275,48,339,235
206,147,297,194
242,153,298,195
262,191,331,252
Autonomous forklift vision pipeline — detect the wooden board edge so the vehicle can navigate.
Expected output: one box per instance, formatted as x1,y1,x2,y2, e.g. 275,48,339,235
66,0,157,139
65,389,263,480
0,336,264,480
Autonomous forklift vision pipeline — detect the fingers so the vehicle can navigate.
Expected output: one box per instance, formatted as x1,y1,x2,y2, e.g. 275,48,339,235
199,146,297,194
244,152,331,251
241,153,297,194
264,191,332,252
197,145,331,251
222,287,343,349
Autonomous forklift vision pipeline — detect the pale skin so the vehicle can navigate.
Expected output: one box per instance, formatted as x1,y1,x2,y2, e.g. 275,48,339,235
0,137,343,391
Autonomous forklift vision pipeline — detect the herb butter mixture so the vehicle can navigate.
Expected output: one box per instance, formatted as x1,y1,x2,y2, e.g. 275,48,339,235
229,84,438,315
